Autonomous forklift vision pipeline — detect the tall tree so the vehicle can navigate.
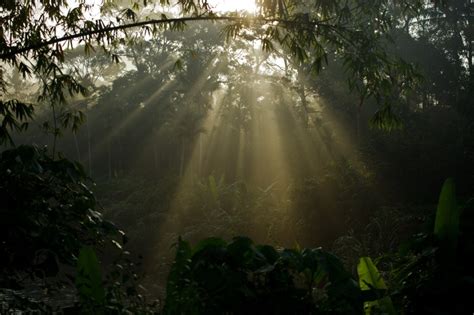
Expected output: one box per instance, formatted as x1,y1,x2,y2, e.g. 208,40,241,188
1,0,432,146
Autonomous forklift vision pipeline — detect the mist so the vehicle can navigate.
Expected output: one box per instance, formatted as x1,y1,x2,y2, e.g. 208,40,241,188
1,0,473,313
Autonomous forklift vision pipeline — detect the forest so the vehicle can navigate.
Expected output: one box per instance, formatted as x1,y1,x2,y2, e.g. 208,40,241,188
0,0,473,314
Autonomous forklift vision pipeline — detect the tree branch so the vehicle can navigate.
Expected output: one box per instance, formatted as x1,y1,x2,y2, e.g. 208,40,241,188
1,16,332,60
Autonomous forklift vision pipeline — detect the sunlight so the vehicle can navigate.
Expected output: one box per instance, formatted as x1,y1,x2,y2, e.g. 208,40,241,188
152,82,296,250
6,0,472,311
208,0,258,13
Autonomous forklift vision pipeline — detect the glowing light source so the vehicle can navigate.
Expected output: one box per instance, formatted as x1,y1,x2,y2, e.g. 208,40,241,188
208,0,258,13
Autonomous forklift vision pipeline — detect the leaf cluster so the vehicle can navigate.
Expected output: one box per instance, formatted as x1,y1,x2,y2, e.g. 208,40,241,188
164,236,365,314
74,245,159,314
0,145,119,286
380,179,474,314
0,0,435,144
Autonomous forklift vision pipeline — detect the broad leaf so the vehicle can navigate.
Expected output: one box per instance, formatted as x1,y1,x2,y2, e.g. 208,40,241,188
358,257,395,315
434,178,459,252
76,246,105,305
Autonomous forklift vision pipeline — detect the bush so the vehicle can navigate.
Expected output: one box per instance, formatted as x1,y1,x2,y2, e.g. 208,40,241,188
0,145,117,288
164,237,364,314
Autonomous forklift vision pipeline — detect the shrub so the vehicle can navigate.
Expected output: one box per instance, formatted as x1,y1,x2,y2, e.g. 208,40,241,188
164,237,364,314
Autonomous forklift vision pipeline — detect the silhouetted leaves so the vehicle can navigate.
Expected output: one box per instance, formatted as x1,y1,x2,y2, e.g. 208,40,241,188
0,145,118,282
164,237,364,314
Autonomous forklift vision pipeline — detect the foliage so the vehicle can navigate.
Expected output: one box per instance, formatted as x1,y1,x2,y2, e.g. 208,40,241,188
0,138,472,315
381,179,474,314
0,145,160,312
0,0,472,313
434,178,459,253
0,0,434,144
0,99,34,145
74,246,160,314
332,206,425,274
357,257,395,315
0,145,118,283
330,179,473,314
74,175,474,314
164,236,365,314
76,246,106,309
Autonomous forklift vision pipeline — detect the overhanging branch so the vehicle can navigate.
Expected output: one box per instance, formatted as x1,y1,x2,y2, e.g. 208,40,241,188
0,15,332,60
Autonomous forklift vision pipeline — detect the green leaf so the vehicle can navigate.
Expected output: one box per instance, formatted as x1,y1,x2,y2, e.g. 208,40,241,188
76,246,105,306
357,257,395,315
358,257,387,291
434,178,459,252
256,244,279,263
173,58,183,71
192,237,227,255
227,237,254,264
167,237,192,283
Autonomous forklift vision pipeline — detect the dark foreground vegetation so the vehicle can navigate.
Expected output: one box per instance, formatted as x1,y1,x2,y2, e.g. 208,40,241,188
1,147,473,313
1,0,473,313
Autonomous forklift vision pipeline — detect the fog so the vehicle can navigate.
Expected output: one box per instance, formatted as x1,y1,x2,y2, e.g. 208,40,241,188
1,0,473,312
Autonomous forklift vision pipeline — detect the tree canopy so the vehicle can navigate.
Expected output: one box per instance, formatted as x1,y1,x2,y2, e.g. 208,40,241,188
2,0,451,145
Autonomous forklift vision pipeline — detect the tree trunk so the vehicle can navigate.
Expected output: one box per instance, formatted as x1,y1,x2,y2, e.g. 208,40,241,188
179,139,185,178
153,141,159,173
108,139,112,180
356,95,365,145
86,115,92,177
199,133,203,177
73,132,81,162
298,83,309,127
356,109,361,145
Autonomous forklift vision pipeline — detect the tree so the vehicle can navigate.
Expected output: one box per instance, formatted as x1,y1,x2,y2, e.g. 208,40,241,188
1,0,429,147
